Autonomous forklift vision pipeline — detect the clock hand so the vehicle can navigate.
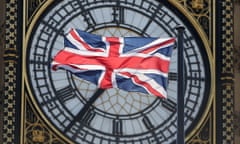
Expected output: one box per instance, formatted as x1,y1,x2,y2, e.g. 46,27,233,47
64,88,105,133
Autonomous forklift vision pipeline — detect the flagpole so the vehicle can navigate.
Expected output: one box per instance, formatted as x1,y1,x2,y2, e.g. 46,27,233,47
176,25,185,144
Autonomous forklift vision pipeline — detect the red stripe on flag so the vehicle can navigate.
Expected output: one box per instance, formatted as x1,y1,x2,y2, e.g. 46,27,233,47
53,50,170,73
99,37,121,88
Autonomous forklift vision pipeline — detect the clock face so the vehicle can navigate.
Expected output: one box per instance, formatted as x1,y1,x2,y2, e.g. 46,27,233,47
25,0,211,143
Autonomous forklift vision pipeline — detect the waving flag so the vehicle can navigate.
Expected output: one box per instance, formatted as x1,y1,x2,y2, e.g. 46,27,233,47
52,29,175,98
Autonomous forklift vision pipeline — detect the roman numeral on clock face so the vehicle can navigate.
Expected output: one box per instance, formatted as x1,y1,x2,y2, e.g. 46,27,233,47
112,119,123,135
162,99,177,112
56,86,76,103
142,116,154,130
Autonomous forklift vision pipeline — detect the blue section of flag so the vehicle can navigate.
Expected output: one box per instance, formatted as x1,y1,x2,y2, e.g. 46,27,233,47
123,37,157,53
75,29,106,49
74,70,103,85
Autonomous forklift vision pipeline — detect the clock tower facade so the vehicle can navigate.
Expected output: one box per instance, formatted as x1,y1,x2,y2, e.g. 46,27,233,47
0,0,237,143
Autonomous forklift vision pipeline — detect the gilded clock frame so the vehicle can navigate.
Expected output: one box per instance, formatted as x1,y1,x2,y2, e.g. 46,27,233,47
0,0,234,143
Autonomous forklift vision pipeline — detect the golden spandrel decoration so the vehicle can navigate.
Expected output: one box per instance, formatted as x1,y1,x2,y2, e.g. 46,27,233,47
177,0,211,40
26,0,46,29
24,95,65,144
187,111,213,144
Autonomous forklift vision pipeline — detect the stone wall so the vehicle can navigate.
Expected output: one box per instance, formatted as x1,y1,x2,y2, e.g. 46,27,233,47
234,3,240,143
0,1,5,143
0,0,5,91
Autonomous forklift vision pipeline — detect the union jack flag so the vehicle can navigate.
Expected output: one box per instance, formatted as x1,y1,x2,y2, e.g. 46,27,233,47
52,29,175,98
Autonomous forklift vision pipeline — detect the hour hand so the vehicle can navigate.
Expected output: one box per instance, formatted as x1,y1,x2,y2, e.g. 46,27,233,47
64,88,105,133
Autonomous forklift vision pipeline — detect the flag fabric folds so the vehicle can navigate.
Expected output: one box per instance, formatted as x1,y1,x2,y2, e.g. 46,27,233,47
52,29,175,98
